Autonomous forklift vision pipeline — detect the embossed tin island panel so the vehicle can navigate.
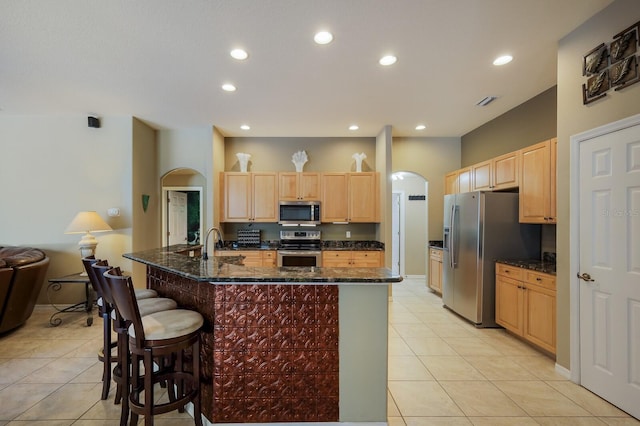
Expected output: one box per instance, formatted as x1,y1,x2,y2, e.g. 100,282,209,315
147,266,339,423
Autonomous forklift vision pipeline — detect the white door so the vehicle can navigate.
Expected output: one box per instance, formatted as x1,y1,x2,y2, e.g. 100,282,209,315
168,190,188,245
578,119,640,418
392,192,401,275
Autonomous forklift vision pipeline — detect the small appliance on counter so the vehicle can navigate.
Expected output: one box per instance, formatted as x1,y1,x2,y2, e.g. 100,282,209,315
237,229,261,247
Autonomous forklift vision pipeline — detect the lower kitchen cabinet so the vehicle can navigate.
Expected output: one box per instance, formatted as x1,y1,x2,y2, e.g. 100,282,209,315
428,248,443,293
216,250,277,267
261,250,277,267
322,250,382,268
495,262,556,354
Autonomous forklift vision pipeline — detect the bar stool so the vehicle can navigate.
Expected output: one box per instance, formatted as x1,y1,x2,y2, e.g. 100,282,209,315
91,262,178,406
104,268,203,426
82,256,117,400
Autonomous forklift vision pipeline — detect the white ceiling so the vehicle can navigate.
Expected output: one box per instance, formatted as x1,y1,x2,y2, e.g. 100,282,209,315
1,0,613,138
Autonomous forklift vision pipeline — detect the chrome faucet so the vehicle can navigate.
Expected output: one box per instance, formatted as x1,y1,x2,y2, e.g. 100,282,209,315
202,227,224,260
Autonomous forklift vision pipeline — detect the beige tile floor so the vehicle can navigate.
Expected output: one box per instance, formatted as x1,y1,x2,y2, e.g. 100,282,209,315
0,276,637,425
387,277,639,426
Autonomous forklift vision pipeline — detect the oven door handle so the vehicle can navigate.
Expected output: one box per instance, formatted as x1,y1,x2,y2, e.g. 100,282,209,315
277,250,322,255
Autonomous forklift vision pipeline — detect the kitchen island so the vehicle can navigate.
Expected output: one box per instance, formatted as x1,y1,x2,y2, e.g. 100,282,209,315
124,245,402,425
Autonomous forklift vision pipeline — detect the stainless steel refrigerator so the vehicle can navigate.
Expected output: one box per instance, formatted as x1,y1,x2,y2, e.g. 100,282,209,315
442,191,540,327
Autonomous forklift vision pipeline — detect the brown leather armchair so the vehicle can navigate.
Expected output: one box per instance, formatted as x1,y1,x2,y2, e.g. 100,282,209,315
0,246,50,334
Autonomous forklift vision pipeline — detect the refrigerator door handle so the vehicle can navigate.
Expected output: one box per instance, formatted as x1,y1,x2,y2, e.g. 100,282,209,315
449,203,456,269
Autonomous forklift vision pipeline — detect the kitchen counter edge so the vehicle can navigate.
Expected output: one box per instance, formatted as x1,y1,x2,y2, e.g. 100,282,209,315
496,259,556,276
124,245,402,284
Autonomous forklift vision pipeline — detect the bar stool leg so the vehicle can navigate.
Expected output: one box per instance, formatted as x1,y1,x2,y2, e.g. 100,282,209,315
144,348,154,426
193,339,203,426
101,309,112,400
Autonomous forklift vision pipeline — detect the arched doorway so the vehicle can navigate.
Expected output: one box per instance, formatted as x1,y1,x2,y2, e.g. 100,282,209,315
161,168,205,246
391,171,428,278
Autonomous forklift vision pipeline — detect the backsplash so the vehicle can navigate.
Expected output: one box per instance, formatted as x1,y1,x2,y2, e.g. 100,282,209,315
543,251,557,263
541,225,556,259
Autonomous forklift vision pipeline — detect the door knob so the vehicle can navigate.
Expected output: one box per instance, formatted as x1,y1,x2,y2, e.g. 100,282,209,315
577,272,594,282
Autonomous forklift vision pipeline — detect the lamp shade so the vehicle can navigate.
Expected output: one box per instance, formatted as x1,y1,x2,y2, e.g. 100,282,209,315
65,211,112,234
65,211,112,259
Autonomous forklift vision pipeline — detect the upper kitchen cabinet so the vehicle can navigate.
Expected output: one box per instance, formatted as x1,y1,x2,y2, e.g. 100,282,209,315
221,172,278,222
321,172,379,223
471,150,520,191
278,172,321,201
444,167,471,195
519,138,557,223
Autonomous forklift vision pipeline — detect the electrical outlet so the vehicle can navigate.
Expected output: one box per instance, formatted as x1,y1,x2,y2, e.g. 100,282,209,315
346,231,351,238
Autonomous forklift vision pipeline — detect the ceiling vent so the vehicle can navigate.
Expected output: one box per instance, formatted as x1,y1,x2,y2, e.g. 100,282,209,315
476,96,497,107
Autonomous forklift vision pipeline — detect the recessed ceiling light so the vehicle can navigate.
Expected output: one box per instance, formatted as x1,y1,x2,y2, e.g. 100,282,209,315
240,124,250,130
493,55,513,66
222,83,236,92
349,125,359,131
415,124,426,130
314,31,333,45
379,55,397,66
230,49,248,60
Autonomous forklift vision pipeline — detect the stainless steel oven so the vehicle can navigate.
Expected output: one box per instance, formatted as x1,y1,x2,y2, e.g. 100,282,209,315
277,250,322,267
276,230,322,267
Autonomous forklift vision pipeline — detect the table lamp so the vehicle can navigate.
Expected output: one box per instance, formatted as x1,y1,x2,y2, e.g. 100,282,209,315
65,211,113,258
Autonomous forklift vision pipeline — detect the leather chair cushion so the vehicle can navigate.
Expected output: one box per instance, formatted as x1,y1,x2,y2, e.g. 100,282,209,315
0,247,46,268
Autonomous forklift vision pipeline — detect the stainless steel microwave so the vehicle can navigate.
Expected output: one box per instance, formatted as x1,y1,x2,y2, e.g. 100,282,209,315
278,201,321,225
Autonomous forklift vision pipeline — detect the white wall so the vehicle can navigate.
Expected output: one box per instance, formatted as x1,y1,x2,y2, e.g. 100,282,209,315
158,127,214,229
392,173,428,276
0,115,135,303
392,137,460,241
556,0,640,368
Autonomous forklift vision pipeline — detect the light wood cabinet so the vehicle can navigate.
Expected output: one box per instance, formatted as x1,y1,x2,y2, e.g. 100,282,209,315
519,138,557,223
495,262,556,354
444,167,471,195
321,172,379,223
549,138,557,221
221,172,278,222
322,250,382,268
470,160,492,191
216,250,277,267
278,172,320,201
471,151,520,191
428,248,443,293
351,251,382,267
444,171,458,195
261,250,277,267
493,150,520,190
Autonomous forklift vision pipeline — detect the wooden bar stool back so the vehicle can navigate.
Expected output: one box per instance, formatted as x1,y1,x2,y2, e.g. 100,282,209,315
82,256,116,400
92,263,178,410
104,268,203,426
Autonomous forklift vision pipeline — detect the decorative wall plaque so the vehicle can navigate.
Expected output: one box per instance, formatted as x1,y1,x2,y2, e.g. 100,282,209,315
581,20,640,105
583,43,608,76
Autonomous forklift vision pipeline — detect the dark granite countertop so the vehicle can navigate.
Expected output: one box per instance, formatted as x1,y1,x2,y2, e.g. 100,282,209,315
321,240,384,251
496,259,556,275
214,240,384,251
428,240,443,249
124,245,401,284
